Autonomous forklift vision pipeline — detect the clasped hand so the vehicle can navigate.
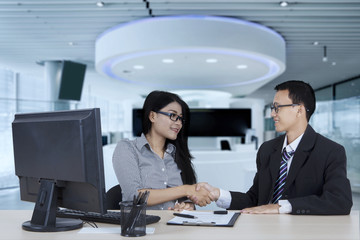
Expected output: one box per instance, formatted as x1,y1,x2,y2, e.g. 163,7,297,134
188,182,220,207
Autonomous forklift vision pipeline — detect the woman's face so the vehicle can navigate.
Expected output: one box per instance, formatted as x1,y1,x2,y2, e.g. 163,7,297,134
150,101,183,140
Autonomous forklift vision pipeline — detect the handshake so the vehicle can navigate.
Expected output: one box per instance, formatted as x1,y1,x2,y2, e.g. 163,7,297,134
187,182,220,207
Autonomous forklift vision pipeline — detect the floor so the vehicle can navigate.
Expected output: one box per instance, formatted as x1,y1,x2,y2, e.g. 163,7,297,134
0,187,359,211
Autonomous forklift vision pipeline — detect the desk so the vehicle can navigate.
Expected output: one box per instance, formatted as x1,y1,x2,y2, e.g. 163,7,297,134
1,210,359,240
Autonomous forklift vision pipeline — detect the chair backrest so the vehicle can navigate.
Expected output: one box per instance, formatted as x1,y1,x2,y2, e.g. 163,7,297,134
106,184,122,210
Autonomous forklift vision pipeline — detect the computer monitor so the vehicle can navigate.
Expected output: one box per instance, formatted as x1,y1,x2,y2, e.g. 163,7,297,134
12,108,106,232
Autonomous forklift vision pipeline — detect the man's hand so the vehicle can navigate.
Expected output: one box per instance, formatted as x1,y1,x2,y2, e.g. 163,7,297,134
188,182,220,206
188,184,212,206
241,204,280,214
196,182,220,201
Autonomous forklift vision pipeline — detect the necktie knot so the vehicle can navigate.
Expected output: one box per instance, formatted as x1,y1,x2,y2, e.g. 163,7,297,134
282,148,294,162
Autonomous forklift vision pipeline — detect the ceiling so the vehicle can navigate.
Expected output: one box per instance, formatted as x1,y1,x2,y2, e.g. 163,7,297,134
1,0,360,103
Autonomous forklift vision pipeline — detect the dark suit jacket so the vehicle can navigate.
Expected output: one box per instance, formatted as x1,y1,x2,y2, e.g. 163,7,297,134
229,125,353,215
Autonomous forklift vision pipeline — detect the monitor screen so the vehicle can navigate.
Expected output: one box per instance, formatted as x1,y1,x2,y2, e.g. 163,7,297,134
12,108,106,232
58,61,86,101
132,108,251,137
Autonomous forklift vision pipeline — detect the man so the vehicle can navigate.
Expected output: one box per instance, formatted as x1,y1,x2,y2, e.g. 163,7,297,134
193,80,352,215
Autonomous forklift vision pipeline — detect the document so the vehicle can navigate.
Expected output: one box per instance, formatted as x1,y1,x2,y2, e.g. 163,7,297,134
167,210,240,227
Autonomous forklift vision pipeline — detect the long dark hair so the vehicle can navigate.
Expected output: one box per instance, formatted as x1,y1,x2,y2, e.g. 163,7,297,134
142,90,196,184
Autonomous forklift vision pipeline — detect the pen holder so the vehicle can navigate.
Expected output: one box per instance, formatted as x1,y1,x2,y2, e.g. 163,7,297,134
120,201,146,237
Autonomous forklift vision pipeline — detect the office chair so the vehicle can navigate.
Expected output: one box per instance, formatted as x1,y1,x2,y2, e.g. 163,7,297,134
106,184,122,210
220,140,231,151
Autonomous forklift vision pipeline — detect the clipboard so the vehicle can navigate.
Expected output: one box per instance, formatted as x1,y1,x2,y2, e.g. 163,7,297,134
167,210,240,227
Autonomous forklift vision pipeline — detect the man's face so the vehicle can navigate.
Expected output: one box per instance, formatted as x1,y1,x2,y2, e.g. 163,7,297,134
271,90,302,133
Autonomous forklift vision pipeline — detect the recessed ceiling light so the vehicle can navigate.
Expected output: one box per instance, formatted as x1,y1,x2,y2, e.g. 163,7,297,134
162,58,174,63
237,65,248,69
279,1,288,7
206,58,218,63
96,1,105,7
133,65,144,70
313,41,319,46
332,62,336,66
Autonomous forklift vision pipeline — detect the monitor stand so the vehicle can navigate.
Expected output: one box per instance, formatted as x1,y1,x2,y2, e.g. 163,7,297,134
22,179,83,232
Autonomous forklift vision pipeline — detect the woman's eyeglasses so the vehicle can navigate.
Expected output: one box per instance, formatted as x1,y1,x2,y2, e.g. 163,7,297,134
156,111,185,124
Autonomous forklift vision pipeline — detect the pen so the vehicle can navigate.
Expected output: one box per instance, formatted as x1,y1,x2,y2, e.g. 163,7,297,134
173,213,197,219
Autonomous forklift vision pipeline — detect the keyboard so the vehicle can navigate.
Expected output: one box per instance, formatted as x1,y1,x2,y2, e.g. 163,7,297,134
56,208,161,225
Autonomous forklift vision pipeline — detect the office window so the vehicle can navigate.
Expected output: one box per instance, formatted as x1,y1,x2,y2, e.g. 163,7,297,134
0,68,127,189
315,86,333,101
335,77,360,100
311,82,360,193
0,69,17,188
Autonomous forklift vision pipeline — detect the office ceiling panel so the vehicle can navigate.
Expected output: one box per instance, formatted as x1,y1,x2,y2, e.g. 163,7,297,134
0,0,359,102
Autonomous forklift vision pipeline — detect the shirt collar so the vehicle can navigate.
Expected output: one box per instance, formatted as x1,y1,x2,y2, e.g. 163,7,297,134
282,133,304,153
135,133,149,150
136,133,176,155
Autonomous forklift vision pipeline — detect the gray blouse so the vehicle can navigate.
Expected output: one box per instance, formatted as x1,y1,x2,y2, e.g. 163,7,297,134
112,134,183,210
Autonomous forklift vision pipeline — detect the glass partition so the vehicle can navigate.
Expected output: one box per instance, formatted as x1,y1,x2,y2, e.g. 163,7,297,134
311,97,360,193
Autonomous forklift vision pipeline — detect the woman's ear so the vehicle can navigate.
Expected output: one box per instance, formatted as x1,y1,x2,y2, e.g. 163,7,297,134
149,111,156,123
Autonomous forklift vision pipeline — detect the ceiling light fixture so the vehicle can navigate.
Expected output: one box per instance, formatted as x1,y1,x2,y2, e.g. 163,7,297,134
133,65,144,69
279,1,288,7
206,58,218,63
162,59,174,63
95,16,286,94
96,1,105,7
322,46,328,62
237,65,248,69
313,41,319,46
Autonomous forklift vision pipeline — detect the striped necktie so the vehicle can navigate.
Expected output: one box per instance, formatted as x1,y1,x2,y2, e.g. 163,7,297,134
272,148,295,204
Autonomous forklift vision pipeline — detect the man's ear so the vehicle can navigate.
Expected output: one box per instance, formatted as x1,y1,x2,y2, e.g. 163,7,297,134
297,105,305,118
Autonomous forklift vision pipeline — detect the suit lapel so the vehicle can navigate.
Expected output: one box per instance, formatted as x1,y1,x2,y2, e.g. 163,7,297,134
284,125,316,191
270,143,283,183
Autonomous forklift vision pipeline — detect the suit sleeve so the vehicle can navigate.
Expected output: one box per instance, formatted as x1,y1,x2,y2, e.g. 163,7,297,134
228,146,264,210
289,145,353,215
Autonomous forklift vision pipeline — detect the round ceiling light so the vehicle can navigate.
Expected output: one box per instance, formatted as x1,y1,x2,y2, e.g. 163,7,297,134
95,15,286,94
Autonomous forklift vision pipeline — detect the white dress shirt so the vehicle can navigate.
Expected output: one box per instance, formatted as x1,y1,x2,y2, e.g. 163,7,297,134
215,133,304,213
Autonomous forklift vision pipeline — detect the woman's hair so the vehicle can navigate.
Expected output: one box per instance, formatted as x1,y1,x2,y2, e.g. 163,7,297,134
274,80,316,121
142,90,196,184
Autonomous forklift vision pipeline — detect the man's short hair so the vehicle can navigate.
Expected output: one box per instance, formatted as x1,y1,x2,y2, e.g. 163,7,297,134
274,80,316,121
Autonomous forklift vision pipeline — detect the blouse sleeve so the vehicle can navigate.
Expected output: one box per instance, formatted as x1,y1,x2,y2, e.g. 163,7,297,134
112,140,142,201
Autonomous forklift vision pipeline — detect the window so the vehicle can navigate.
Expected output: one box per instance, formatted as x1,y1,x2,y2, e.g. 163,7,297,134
311,77,360,193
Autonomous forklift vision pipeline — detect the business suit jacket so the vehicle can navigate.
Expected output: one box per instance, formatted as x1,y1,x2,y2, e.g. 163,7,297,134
229,125,353,215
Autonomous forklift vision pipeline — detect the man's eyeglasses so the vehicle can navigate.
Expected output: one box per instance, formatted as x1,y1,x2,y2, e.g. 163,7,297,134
156,111,185,124
270,103,301,113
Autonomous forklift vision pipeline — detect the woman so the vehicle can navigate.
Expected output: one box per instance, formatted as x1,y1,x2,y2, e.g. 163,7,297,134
112,90,210,210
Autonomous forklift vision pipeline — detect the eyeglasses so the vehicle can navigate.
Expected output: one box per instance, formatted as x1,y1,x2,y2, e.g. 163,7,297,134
270,103,301,113
156,111,185,124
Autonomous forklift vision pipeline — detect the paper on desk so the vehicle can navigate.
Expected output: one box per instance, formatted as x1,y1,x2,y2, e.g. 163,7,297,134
79,227,155,234
167,210,236,225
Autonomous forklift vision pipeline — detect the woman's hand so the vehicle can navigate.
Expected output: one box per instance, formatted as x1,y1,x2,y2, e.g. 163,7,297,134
186,184,212,207
169,202,195,211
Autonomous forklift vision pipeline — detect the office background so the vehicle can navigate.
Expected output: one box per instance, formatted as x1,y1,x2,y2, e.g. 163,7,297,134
0,1,359,209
